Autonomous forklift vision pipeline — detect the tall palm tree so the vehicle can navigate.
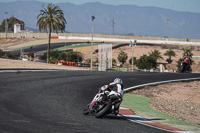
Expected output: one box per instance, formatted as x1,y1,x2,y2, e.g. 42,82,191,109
37,3,67,63
164,49,176,64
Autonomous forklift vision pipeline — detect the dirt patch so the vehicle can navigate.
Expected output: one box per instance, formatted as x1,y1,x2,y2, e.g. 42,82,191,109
0,38,34,46
131,81,200,125
0,58,89,71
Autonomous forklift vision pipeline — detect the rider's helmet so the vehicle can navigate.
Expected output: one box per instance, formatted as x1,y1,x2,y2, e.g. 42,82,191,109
185,53,188,56
114,78,123,84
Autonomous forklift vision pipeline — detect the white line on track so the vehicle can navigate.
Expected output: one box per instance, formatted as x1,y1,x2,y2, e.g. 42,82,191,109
124,77,200,92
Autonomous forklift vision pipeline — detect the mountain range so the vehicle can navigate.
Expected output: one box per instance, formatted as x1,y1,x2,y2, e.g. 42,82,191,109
0,1,200,39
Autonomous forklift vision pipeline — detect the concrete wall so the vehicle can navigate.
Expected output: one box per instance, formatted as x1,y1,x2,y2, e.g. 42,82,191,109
0,33,200,42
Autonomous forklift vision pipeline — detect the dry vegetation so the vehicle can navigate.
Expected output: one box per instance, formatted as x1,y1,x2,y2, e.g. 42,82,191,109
131,81,200,125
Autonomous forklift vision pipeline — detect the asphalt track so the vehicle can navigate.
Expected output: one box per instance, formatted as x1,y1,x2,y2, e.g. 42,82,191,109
20,42,85,53
0,70,200,133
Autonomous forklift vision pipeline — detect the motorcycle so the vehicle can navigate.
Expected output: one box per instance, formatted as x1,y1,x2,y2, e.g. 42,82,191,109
181,58,191,73
83,89,122,118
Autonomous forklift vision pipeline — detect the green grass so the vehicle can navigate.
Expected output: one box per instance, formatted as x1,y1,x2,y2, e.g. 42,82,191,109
53,43,98,51
54,43,114,51
121,93,200,133
13,43,47,51
13,42,122,52
13,43,109,51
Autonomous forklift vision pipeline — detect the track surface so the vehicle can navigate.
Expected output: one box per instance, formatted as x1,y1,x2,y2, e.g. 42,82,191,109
0,70,200,133
21,42,85,53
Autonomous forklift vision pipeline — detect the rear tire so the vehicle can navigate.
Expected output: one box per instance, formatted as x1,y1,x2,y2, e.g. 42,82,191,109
94,101,112,118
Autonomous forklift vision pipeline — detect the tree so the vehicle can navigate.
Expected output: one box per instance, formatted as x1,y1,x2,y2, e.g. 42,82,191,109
136,54,157,70
148,50,163,61
0,17,25,32
183,48,193,57
164,49,176,64
37,3,67,63
117,51,128,65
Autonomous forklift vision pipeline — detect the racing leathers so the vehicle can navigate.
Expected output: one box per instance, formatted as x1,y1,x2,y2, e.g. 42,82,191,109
100,82,124,115
183,55,191,70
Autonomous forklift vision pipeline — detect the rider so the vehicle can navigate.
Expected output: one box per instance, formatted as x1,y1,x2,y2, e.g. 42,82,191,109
100,78,124,115
183,53,191,69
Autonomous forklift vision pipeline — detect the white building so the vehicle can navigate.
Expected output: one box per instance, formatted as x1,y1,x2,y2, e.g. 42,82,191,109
14,23,21,33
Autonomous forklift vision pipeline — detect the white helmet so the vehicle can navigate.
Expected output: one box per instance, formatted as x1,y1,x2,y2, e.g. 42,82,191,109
114,78,123,84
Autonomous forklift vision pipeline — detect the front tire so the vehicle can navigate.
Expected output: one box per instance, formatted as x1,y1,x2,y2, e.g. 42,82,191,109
83,104,90,115
181,64,185,73
94,101,112,118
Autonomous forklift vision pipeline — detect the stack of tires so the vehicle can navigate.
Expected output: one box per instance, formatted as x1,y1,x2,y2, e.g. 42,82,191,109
55,61,76,66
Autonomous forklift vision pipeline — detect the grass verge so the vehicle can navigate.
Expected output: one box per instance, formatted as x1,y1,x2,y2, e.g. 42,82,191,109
121,93,200,133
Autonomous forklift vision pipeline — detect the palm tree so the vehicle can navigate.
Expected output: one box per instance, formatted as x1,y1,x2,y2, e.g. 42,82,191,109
164,49,176,64
37,3,67,63
183,48,193,57
148,50,163,61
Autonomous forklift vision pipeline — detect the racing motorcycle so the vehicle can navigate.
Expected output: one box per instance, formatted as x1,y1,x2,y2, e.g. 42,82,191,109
83,89,122,118
181,58,191,73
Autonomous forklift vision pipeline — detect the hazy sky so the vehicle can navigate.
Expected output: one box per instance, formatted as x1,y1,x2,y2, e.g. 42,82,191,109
1,0,200,13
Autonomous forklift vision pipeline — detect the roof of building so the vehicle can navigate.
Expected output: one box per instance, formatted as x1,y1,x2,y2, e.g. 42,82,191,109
14,23,21,26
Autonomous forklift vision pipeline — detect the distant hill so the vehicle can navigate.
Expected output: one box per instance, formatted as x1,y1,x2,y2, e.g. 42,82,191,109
0,1,200,39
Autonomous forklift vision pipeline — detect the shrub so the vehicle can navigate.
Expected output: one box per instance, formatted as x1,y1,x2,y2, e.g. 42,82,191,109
66,51,83,62
112,58,116,66
117,51,128,65
136,54,157,70
129,57,137,65
85,58,91,64
39,50,83,64
0,49,4,57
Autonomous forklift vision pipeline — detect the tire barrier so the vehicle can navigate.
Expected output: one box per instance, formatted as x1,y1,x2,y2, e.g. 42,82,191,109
55,61,91,67
55,61,76,66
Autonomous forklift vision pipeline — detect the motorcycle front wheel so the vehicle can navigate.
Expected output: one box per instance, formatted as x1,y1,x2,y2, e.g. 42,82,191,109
83,104,90,115
181,64,185,73
94,101,112,118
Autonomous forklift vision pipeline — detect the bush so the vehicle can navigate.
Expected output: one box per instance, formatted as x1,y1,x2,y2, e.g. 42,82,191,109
66,51,83,62
166,58,173,64
117,51,128,65
39,50,83,64
0,49,4,57
136,54,157,70
4,51,20,59
85,58,91,64
129,57,137,65
112,58,116,66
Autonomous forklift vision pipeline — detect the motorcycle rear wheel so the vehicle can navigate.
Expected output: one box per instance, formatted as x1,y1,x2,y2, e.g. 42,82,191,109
94,101,112,118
